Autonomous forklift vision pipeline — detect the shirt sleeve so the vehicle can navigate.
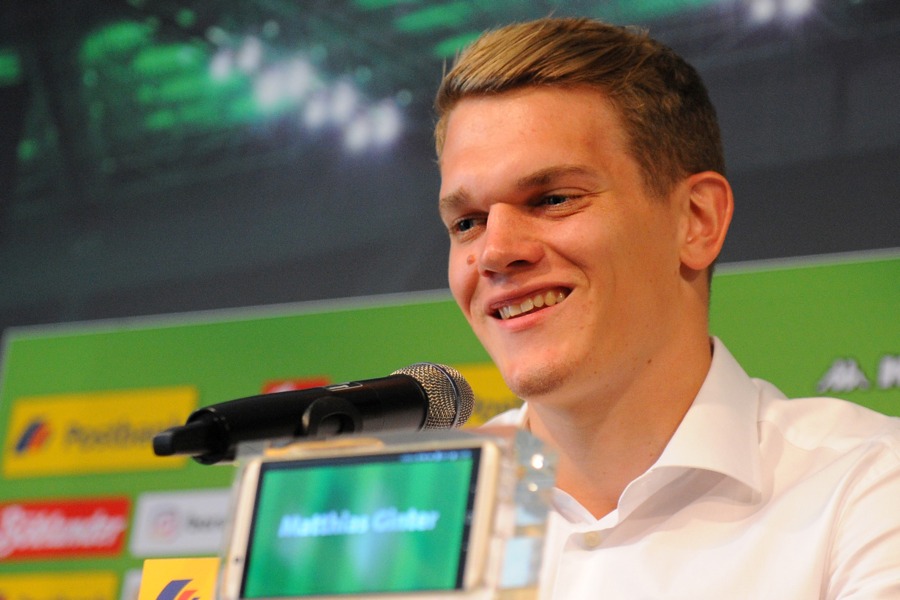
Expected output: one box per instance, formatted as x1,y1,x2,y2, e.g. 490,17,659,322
827,437,900,599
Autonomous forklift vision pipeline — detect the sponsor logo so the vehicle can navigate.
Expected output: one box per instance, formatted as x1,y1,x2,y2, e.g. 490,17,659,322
261,376,331,394
3,387,197,477
0,571,118,600
13,419,51,453
137,558,218,600
818,354,900,393
130,490,230,557
0,497,129,561
155,579,197,600
877,355,900,389
453,362,519,426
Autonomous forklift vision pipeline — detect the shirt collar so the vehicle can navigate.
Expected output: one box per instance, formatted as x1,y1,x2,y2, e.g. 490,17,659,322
518,337,765,517
651,337,763,495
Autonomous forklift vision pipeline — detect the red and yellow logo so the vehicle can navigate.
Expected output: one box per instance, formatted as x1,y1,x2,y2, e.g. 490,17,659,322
3,387,197,478
0,496,130,561
138,558,220,600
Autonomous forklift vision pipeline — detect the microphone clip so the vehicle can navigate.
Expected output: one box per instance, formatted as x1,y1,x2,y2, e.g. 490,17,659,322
300,394,364,438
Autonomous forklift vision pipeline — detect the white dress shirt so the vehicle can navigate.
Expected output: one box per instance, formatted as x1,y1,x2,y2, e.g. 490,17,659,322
487,338,900,599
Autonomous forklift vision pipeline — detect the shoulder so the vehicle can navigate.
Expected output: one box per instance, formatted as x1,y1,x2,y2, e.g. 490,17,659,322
756,394,900,596
756,382,900,457
753,383,900,500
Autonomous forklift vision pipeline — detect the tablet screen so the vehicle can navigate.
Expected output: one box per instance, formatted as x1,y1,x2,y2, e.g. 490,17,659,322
240,447,482,597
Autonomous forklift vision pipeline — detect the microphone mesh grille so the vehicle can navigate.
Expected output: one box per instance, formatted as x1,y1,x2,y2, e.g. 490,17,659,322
392,363,474,429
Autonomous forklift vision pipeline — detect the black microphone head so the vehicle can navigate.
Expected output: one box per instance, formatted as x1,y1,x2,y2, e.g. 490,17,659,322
392,363,474,429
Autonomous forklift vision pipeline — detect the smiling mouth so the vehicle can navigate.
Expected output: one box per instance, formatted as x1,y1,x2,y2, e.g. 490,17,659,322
497,289,569,320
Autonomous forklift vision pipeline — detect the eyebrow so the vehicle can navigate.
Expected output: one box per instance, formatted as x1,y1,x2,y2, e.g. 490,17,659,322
516,164,596,189
439,164,597,215
438,189,471,217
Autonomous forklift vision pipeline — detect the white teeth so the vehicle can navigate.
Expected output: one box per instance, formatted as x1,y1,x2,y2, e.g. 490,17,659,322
498,290,568,320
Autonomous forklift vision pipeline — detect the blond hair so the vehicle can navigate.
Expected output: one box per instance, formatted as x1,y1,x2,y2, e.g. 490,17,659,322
434,17,725,198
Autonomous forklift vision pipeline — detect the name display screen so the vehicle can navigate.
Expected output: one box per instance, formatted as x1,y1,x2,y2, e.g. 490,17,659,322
240,448,481,597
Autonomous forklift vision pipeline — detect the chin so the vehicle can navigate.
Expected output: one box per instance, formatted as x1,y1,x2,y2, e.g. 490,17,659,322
501,360,568,400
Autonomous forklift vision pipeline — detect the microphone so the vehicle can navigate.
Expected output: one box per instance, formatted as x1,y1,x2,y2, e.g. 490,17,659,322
152,362,475,464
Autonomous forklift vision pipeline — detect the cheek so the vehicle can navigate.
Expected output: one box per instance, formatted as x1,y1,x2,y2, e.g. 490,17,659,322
447,251,476,313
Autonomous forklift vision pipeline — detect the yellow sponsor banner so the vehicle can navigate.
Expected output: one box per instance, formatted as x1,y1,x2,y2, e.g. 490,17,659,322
454,362,521,426
0,571,118,600
3,387,197,478
138,557,220,600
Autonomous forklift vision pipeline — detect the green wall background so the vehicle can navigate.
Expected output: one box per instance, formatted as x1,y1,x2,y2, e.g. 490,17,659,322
0,251,897,586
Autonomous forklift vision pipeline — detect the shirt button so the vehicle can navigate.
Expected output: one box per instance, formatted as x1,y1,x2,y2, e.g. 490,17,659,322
583,531,603,548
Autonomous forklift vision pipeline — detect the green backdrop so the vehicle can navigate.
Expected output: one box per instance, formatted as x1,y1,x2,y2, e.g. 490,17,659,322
0,251,897,594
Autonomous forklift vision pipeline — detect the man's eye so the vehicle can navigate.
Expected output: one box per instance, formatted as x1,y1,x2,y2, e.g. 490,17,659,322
542,194,571,206
453,218,476,233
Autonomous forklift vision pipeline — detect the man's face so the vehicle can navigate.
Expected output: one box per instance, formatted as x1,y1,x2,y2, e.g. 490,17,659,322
438,86,689,406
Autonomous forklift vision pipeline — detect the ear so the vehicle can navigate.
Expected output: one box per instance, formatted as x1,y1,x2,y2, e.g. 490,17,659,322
678,171,734,272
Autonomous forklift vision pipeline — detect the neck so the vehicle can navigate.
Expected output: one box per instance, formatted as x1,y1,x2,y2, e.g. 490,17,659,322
526,334,713,519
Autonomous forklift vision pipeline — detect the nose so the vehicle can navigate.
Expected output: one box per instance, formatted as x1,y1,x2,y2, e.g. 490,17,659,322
477,205,543,276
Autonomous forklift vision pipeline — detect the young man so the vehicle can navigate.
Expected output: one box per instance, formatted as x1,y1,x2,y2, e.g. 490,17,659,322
435,17,900,598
